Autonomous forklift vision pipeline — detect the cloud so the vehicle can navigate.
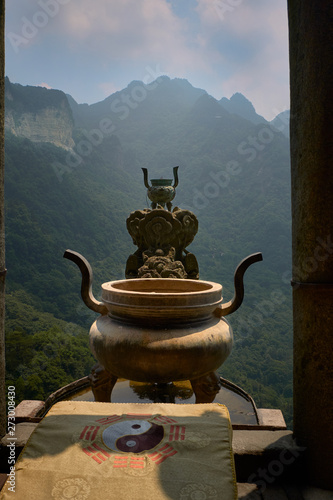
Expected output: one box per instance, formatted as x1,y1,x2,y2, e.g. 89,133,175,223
98,81,121,97
5,0,289,118
57,0,204,73
37,82,52,89
193,0,289,118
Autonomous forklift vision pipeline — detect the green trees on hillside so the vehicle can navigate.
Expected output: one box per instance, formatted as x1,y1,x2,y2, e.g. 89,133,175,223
4,79,293,427
5,293,94,402
6,327,94,401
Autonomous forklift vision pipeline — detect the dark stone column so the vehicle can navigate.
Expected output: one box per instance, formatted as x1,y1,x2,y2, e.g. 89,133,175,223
288,0,333,488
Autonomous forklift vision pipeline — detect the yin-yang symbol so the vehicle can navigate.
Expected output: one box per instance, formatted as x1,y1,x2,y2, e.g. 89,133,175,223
102,419,164,453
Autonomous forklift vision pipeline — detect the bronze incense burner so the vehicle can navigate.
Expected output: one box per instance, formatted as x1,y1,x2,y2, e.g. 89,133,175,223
64,167,262,403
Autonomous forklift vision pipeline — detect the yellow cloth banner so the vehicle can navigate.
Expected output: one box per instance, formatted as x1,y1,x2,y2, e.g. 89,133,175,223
1,401,237,500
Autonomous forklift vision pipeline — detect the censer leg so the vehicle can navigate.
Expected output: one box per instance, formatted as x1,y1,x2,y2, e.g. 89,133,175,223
89,363,118,402
190,372,221,404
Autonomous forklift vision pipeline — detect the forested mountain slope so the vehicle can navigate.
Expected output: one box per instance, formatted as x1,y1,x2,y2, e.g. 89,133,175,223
4,77,293,425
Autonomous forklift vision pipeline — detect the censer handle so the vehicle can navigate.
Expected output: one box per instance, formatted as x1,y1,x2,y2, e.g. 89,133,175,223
142,168,150,188
173,166,179,188
215,252,263,317
63,249,108,315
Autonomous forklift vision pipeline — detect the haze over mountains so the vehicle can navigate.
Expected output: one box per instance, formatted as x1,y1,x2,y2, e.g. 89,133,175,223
4,76,293,424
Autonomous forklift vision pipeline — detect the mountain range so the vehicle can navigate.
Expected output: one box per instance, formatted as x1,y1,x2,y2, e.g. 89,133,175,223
4,76,293,425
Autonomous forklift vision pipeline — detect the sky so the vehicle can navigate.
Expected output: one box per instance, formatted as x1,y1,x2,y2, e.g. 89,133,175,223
5,0,289,120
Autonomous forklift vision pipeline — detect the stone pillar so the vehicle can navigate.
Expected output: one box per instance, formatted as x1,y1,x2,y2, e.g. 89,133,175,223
0,0,6,437
288,0,333,488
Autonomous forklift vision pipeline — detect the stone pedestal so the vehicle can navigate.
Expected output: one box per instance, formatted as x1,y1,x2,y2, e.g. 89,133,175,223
125,208,199,279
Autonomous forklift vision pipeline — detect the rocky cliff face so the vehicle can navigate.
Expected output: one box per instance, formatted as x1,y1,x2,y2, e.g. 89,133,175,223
5,78,74,150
